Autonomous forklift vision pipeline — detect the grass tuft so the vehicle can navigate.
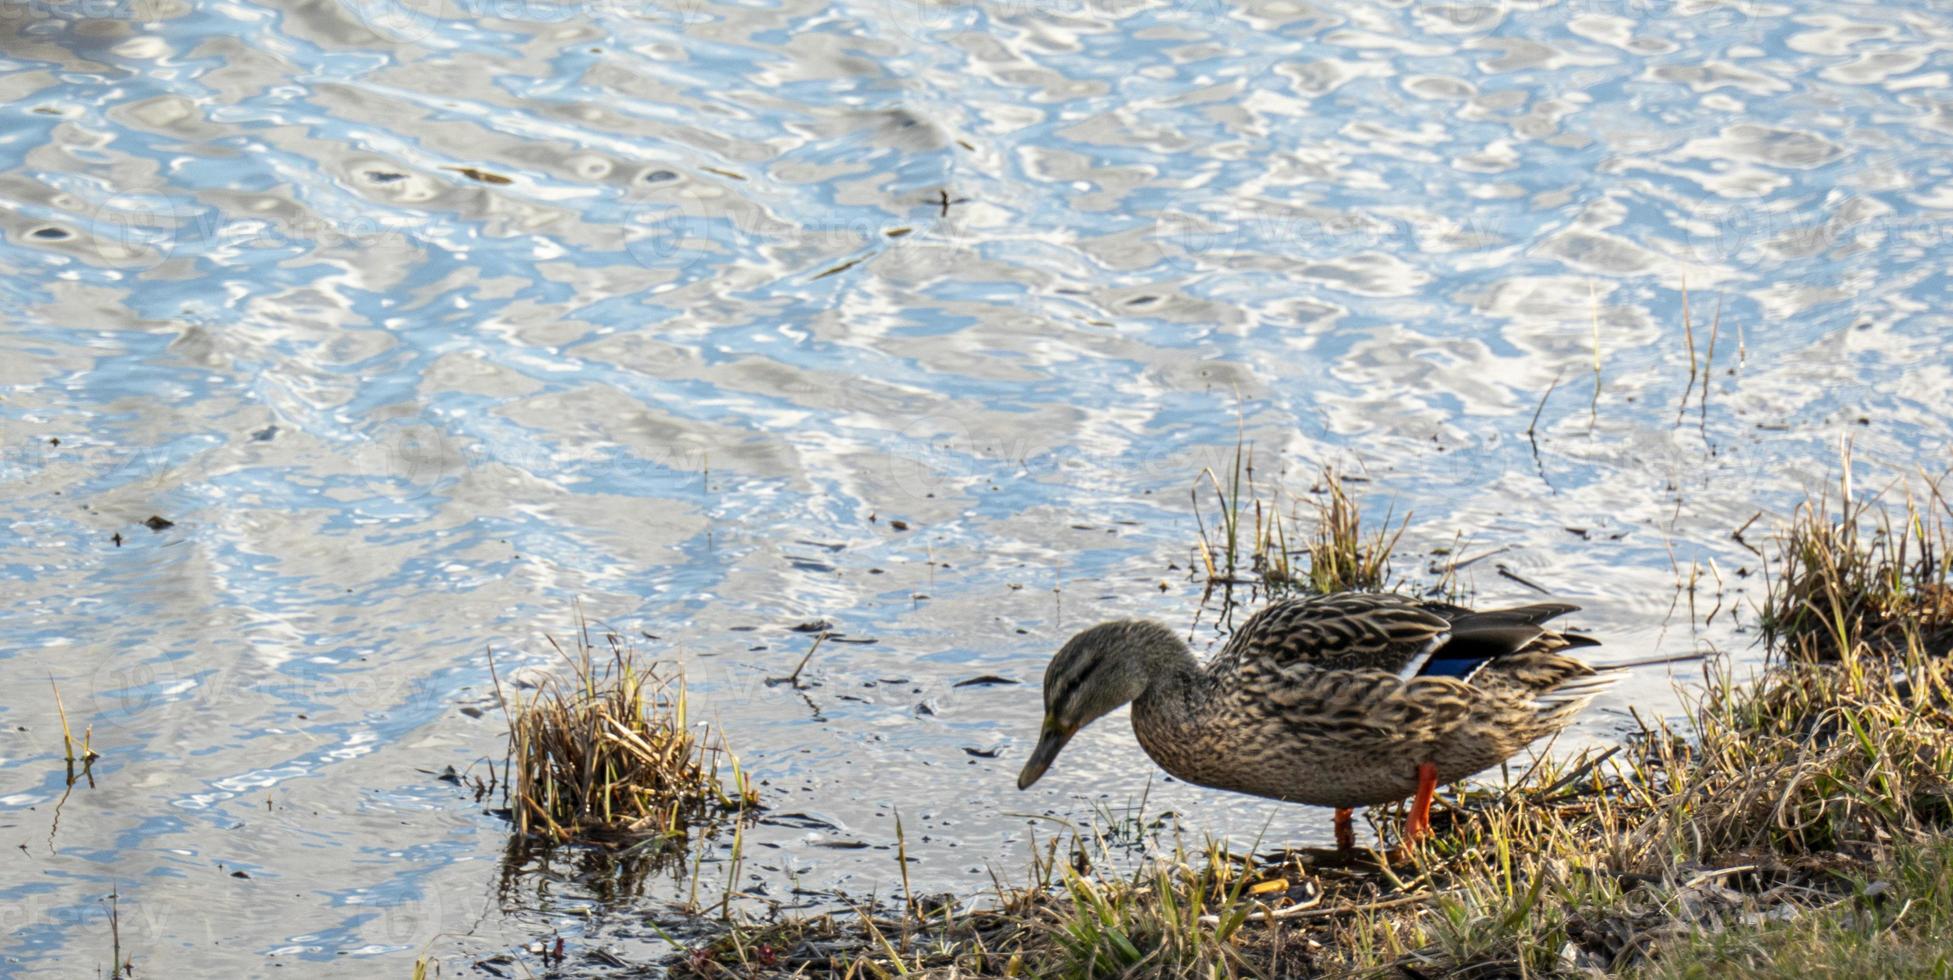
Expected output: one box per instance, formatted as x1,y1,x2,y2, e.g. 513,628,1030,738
1642,838,1953,978
1758,458,1952,663
1191,435,1406,599
1301,466,1408,595
496,615,756,848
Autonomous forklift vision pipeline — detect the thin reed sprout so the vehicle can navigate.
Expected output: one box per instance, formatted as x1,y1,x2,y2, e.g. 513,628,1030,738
1192,439,1407,600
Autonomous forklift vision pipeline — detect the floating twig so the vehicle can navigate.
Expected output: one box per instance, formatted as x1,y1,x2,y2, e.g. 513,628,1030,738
768,631,828,689
1731,510,1763,557
1496,563,1552,595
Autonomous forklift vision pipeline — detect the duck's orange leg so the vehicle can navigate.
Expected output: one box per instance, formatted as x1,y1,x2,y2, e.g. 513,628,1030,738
1406,761,1439,840
1333,808,1354,851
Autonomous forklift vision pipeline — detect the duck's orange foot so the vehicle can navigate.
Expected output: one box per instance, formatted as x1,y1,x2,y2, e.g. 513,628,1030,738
1405,761,1438,840
1333,807,1354,851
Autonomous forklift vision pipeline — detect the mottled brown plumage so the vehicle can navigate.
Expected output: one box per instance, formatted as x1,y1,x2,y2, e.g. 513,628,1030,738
1017,592,1617,845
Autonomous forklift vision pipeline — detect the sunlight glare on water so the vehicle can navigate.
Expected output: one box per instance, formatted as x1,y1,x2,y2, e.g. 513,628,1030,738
0,0,1948,972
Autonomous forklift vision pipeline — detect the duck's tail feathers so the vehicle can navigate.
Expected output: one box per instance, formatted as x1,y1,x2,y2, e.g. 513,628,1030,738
1450,602,1581,630
1590,650,1706,670
1532,667,1623,726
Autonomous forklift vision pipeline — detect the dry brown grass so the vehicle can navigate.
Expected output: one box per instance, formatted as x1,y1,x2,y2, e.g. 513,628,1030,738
496,618,756,847
1191,437,1405,599
1300,466,1407,596
1759,458,1953,663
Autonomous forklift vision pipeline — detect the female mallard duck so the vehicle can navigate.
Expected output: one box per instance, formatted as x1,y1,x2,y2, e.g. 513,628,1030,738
1017,592,1617,849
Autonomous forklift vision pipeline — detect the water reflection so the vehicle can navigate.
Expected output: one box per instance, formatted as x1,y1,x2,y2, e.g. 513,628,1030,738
0,0,1949,971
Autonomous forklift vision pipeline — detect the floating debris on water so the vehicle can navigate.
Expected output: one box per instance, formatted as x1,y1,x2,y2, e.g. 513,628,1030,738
810,255,867,280
445,166,512,185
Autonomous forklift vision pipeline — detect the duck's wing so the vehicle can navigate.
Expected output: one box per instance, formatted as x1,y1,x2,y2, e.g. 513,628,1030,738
1410,603,1595,682
1218,592,1453,676
1219,598,1613,757
1220,595,1596,681
1262,657,1617,750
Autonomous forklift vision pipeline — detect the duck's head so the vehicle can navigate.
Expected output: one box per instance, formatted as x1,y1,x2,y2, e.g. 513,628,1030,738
1017,620,1184,790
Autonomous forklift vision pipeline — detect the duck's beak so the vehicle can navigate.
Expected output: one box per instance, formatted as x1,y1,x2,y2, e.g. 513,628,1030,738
1017,720,1073,789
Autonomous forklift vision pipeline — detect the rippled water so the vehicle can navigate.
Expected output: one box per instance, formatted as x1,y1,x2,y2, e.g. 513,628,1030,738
2,0,1950,973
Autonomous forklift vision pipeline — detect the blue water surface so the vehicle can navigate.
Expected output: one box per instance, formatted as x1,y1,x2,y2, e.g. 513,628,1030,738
1,0,1949,973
